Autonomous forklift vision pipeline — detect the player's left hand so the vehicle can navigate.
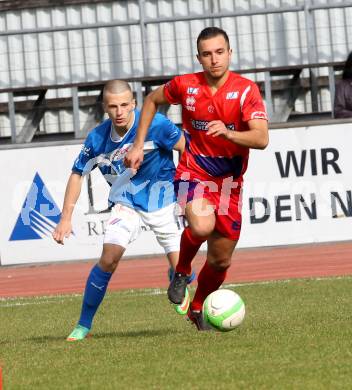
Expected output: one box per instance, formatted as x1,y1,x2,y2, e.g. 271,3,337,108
124,144,144,169
206,120,230,139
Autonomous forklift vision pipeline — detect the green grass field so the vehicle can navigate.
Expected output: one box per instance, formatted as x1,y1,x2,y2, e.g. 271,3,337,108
1,277,351,389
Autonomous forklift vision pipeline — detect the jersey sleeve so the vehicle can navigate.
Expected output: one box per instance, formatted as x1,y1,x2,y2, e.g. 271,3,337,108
72,133,97,175
153,113,181,151
241,82,268,122
164,76,183,104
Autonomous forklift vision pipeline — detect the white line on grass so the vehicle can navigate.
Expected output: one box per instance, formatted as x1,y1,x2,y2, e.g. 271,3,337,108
1,275,351,308
226,274,352,288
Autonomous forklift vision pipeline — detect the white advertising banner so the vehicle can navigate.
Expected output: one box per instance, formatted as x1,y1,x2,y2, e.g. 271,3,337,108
240,123,352,247
0,123,351,265
0,144,162,265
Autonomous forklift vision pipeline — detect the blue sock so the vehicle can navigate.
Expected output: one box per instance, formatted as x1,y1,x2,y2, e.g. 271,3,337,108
78,264,112,329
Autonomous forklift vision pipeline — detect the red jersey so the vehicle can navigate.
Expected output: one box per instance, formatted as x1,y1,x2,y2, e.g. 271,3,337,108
164,71,267,183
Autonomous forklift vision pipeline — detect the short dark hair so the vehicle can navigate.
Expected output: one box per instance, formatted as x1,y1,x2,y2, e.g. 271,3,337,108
342,51,352,80
196,27,230,53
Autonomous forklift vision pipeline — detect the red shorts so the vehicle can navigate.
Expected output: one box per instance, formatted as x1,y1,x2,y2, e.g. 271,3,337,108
174,179,242,241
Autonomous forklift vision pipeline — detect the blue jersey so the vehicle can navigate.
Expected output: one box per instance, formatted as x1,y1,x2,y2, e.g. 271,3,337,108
72,109,181,212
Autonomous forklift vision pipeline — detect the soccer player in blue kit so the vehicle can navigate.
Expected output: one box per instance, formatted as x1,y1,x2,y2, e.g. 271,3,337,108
52,80,193,341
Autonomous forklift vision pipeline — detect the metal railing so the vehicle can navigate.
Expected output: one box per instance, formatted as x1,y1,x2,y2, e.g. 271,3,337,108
1,0,352,143
0,60,347,145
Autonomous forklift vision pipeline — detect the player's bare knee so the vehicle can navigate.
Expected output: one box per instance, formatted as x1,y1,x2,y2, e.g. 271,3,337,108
98,256,119,273
99,245,124,273
190,226,211,239
99,245,122,272
207,245,232,269
189,220,214,239
208,257,231,271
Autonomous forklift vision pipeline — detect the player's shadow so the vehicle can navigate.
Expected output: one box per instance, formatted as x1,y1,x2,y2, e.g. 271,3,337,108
27,328,178,343
92,328,177,339
22,335,70,343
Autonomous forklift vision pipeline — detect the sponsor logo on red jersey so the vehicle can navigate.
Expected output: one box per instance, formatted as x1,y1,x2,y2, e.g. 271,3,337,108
191,119,235,131
251,111,268,120
186,96,196,106
185,95,196,111
187,87,199,95
226,91,239,99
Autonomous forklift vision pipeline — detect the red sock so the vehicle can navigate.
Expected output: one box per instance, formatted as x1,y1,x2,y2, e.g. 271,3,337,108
191,261,228,311
175,227,206,275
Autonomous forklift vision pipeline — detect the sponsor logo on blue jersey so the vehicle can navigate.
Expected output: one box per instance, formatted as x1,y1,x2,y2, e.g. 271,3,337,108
9,173,61,241
81,145,91,156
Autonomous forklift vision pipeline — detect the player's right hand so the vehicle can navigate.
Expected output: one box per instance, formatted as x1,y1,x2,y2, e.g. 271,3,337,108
52,220,72,245
124,145,144,169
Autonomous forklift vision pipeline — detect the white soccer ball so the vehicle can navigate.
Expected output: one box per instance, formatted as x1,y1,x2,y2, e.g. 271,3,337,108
202,289,245,331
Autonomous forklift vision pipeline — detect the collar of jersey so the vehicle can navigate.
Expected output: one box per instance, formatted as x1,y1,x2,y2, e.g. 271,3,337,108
201,71,233,97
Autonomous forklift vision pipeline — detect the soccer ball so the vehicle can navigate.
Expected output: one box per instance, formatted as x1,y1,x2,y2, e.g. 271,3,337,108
202,289,245,331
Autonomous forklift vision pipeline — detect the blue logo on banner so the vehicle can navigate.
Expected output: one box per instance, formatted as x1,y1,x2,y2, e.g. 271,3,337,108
9,173,61,241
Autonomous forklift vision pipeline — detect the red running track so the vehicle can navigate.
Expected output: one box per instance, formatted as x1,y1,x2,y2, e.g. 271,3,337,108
0,241,352,298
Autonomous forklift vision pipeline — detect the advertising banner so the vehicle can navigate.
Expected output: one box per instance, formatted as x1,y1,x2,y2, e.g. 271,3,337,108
1,123,351,265
241,123,352,247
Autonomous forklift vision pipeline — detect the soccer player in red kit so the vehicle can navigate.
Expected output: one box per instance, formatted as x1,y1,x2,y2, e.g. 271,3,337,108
125,27,269,330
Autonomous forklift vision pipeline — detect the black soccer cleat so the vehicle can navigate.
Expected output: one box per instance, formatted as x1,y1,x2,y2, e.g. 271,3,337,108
167,272,189,304
187,308,212,331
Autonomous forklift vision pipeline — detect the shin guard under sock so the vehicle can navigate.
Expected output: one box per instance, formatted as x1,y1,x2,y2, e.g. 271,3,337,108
175,227,206,275
191,261,228,311
78,264,112,329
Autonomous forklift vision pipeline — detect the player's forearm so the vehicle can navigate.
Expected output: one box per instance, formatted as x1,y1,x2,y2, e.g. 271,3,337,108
227,127,269,149
60,173,83,221
134,94,158,148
